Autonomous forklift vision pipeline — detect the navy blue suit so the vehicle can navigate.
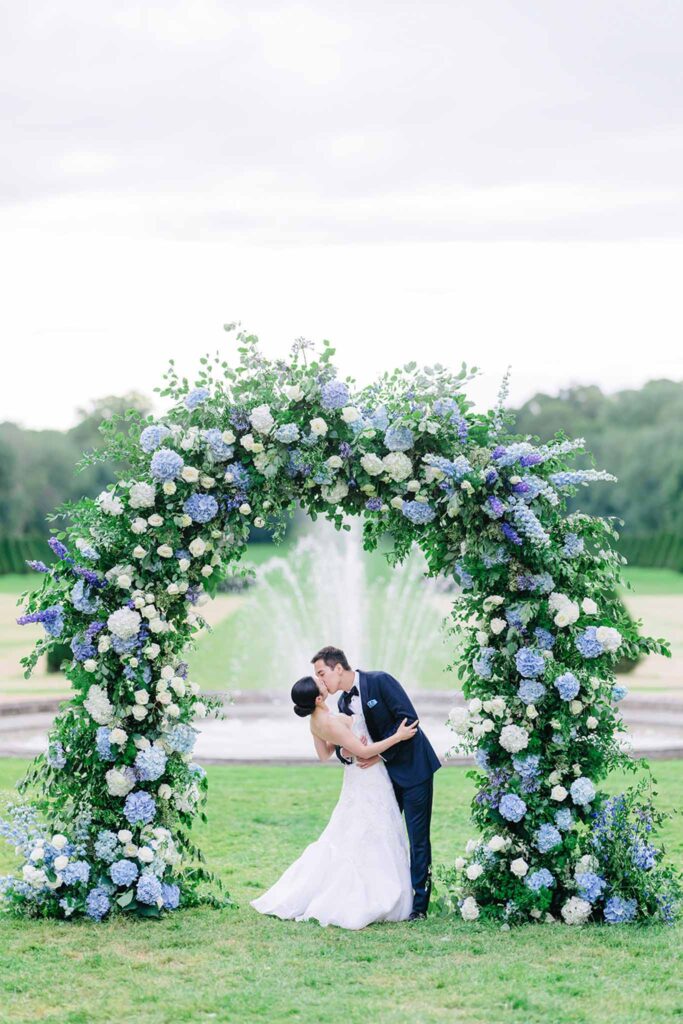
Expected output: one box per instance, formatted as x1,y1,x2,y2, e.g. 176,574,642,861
336,669,441,915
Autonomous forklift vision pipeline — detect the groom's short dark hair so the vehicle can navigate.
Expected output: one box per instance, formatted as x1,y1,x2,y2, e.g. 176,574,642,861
311,646,351,671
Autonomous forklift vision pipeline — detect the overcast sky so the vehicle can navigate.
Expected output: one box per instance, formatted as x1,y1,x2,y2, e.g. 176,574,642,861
2,1,682,429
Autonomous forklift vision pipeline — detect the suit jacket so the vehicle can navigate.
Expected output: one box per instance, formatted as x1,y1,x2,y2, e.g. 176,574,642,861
336,669,441,789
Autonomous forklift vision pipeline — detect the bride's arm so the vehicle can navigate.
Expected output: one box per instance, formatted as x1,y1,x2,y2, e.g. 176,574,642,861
317,715,418,759
311,731,335,762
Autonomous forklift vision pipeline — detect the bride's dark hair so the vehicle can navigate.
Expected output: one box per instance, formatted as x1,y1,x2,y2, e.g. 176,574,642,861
291,676,320,718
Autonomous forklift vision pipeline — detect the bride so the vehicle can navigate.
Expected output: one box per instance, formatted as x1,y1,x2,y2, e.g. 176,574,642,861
250,674,417,929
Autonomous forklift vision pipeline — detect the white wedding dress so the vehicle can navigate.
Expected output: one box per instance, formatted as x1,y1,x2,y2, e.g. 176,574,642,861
250,708,413,929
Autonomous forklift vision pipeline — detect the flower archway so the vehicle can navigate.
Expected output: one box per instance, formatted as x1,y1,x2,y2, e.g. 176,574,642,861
1,327,678,926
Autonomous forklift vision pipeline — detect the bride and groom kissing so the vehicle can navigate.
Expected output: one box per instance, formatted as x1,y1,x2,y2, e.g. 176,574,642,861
250,645,441,930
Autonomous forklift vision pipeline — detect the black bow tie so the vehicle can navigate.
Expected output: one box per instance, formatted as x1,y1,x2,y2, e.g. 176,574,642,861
346,685,359,699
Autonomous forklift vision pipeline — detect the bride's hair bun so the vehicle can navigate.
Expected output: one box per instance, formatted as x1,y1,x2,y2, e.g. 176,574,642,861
291,675,319,718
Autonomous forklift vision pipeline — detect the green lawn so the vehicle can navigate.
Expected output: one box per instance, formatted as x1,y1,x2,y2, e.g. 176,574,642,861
1,758,682,1024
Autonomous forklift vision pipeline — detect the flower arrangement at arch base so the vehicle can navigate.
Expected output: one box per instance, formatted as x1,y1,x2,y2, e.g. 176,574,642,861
1,325,680,926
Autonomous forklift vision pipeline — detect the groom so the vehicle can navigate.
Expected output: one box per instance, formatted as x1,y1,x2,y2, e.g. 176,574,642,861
311,645,441,920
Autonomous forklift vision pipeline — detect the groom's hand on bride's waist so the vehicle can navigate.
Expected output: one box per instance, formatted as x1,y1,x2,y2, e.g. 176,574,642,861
356,755,381,769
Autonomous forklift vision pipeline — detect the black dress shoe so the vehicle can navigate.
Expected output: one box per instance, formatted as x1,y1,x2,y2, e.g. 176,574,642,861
408,910,427,921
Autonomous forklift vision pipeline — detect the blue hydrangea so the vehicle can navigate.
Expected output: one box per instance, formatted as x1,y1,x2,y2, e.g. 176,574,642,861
161,882,181,909
165,723,197,755
534,628,555,650
136,872,163,905
570,776,596,806
96,727,115,762
70,579,101,614
575,626,604,659
183,493,219,523
47,740,67,769
150,449,184,482
61,860,91,885
517,680,546,705
512,753,540,781
498,793,527,822
365,498,383,511
94,830,119,863
423,454,472,480
526,868,555,891
140,424,171,453
401,501,436,525
576,871,607,902
134,746,167,782
109,859,139,887
224,463,251,490
535,824,562,852
111,633,138,655
320,379,350,410
184,387,210,410
454,561,474,589
70,633,96,662
274,423,301,443
473,647,495,679
123,790,156,825
612,685,628,702
554,672,580,701
85,886,111,921
474,749,490,770
515,648,545,679
202,428,234,461
563,533,585,558
368,406,389,431
603,895,638,924
554,808,574,831
189,762,206,778
384,424,414,452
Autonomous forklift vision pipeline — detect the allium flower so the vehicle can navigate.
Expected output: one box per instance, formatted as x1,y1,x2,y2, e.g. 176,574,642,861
274,423,300,443
123,791,156,825
534,824,562,852
517,680,546,705
110,859,139,887
401,501,436,525
183,494,219,523
320,379,350,410
150,449,184,482
384,424,414,452
526,868,555,891
603,895,638,924
554,672,580,701
140,424,171,453
382,451,413,482
136,872,163,905
184,388,210,410
498,793,527,822
515,648,545,679
85,886,111,921
570,776,596,806
134,746,167,782
107,607,142,640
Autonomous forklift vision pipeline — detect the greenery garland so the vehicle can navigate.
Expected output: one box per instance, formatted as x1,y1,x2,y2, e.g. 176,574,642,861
1,327,680,926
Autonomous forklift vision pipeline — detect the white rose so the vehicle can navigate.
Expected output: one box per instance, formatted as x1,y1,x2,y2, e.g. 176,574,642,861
482,718,495,733
310,417,328,436
548,771,562,785
117,829,133,843
239,503,251,515
510,857,528,877
123,843,139,857
133,546,147,559
468,698,483,714
390,495,404,509
200,474,215,488
137,846,155,863
250,404,275,434
581,597,598,615
129,482,156,509
188,538,206,557
340,406,360,423
201,565,213,577
131,706,148,721
475,630,489,645
595,626,622,652
181,466,200,483
221,429,236,444
460,896,480,921
483,595,504,610
157,545,174,559
406,479,420,492
360,453,384,477
167,583,179,595
162,481,177,495
466,863,484,880
51,834,68,851
321,479,349,505
109,728,127,745
284,384,303,402
551,785,568,801
326,455,343,470
490,618,507,635
105,767,135,797
167,703,181,718
586,716,598,730
117,574,132,590
487,835,506,852
454,857,467,870
54,855,69,871
148,513,164,527
134,689,150,705
158,784,172,799
569,700,584,715
526,705,538,719
561,897,592,926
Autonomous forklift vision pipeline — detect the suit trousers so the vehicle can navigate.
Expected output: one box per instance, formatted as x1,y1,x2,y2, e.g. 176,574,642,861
391,775,434,915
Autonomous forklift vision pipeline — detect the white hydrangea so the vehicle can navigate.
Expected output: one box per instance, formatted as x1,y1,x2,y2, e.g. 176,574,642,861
574,854,599,876
84,684,114,725
561,897,592,925
595,626,623,652
107,607,142,640
490,617,507,635
105,766,136,797
249,404,275,434
360,453,384,476
499,724,530,753
128,482,156,509
97,490,124,516
240,433,262,453
382,451,412,482
131,517,148,535
581,597,598,615
284,383,303,402
466,863,484,880
321,479,349,504
447,707,469,734
460,896,480,921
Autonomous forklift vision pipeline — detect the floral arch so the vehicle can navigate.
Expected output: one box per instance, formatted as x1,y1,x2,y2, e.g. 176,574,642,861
1,327,678,927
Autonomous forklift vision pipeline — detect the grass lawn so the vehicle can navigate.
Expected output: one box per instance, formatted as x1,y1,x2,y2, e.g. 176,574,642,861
1,757,682,1024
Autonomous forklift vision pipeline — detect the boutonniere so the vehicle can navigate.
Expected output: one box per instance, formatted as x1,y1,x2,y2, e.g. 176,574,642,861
367,699,378,708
